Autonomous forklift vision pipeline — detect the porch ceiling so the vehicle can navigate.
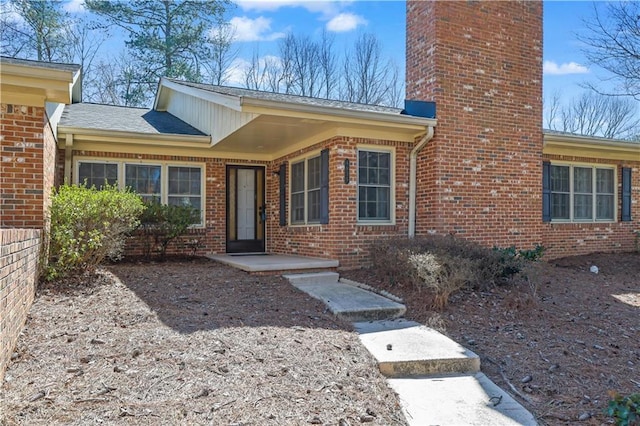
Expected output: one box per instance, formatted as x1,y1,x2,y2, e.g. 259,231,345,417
210,114,427,158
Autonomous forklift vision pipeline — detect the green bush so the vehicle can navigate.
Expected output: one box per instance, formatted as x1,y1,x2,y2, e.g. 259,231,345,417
606,392,640,426
46,184,144,281
139,201,201,259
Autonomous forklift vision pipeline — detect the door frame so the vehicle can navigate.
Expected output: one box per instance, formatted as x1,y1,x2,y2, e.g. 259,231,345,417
225,165,266,253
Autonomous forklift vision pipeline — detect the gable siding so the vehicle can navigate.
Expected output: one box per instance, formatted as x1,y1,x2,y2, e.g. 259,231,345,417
164,90,257,143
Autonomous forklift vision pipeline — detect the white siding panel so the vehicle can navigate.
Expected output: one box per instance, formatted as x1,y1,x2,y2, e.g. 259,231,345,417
165,89,258,144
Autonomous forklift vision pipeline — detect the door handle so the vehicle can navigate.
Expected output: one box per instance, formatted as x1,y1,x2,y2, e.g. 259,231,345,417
259,205,266,223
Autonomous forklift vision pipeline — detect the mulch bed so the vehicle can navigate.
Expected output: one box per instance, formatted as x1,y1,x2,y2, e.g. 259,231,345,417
343,252,640,425
1,259,405,425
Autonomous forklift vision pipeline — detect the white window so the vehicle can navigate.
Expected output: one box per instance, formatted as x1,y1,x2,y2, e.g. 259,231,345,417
76,160,204,225
550,164,615,222
290,154,321,225
358,149,392,222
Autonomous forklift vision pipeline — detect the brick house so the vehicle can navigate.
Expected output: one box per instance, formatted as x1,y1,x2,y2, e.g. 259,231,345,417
2,1,639,271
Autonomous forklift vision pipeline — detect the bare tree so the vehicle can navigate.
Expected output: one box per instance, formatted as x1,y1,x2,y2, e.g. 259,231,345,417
204,22,239,86
579,2,640,99
341,33,396,105
318,30,338,99
546,91,640,139
280,33,322,97
244,49,271,91
85,53,151,107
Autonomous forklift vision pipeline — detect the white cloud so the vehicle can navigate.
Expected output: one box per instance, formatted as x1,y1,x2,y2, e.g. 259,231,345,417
326,12,366,32
543,60,589,75
64,0,86,13
229,16,285,42
235,1,344,16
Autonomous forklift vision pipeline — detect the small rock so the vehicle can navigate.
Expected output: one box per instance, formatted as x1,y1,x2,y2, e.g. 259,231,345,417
113,365,124,373
549,364,560,372
467,339,476,346
10,352,19,361
578,412,591,421
365,408,376,417
386,344,392,351
593,344,605,350
360,415,374,423
66,367,82,373
90,338,105,345
589,265,599,274
521,375,533,384
309,416,323,424
516,332,525,340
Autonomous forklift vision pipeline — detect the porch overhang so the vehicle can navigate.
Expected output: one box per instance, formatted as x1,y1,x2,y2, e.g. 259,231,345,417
154,78,437,161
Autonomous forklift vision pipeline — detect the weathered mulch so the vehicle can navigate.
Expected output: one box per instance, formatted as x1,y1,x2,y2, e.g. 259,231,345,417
344,252,640,425
1,259,405,425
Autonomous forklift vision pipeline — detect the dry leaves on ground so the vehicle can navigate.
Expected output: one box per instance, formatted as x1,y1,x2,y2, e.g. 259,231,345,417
1,259,405,425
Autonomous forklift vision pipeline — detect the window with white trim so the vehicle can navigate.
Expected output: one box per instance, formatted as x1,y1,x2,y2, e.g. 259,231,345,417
550,164,615,222
358,149,391,222
76,160,204,225
77,162,118,189
290,154,321,225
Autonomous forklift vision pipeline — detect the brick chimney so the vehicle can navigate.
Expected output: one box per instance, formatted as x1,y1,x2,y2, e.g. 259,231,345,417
406,0,544,248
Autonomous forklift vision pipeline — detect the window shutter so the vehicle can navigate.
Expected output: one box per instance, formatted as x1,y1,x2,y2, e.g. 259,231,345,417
320,149,329,224
542,161,551,223
622,167,632,222
279,163,287,226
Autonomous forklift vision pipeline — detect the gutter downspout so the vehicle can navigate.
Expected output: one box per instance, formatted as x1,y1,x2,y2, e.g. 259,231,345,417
409,125,435,238
65,133,73,184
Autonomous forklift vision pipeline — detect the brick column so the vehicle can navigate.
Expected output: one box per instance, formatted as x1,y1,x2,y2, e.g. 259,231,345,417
406,1,544,249
1,104,57,230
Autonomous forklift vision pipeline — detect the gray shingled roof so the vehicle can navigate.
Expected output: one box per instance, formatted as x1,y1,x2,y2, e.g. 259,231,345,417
0,56,81,73
167,79,404,115
60,103,206,136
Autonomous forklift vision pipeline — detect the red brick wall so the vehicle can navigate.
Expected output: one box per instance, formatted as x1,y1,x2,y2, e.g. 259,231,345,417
74,136,413,269
406,1,544,250
0,229,41,382
542,156,640,258
1,104,56,229
267,136,413,269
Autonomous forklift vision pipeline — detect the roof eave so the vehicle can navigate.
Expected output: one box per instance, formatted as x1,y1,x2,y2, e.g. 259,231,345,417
240,96,437,129
58,126,212,145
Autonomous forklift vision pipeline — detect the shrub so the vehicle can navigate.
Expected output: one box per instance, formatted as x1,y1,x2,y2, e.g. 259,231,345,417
46,184,144,281
408,252,477,309
139,201,201,259
606,392,640,426
369,235,546,309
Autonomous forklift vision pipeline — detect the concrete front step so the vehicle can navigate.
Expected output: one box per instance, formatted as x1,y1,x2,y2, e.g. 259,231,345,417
354,319,480,377
388,373,538,425
285,278,406,322
283,272,339,285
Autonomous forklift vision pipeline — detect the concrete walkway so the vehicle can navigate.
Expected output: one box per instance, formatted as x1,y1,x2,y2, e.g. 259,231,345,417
284,272,538,426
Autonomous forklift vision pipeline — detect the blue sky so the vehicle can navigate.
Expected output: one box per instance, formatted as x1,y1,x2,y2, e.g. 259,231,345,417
59,0,615,111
